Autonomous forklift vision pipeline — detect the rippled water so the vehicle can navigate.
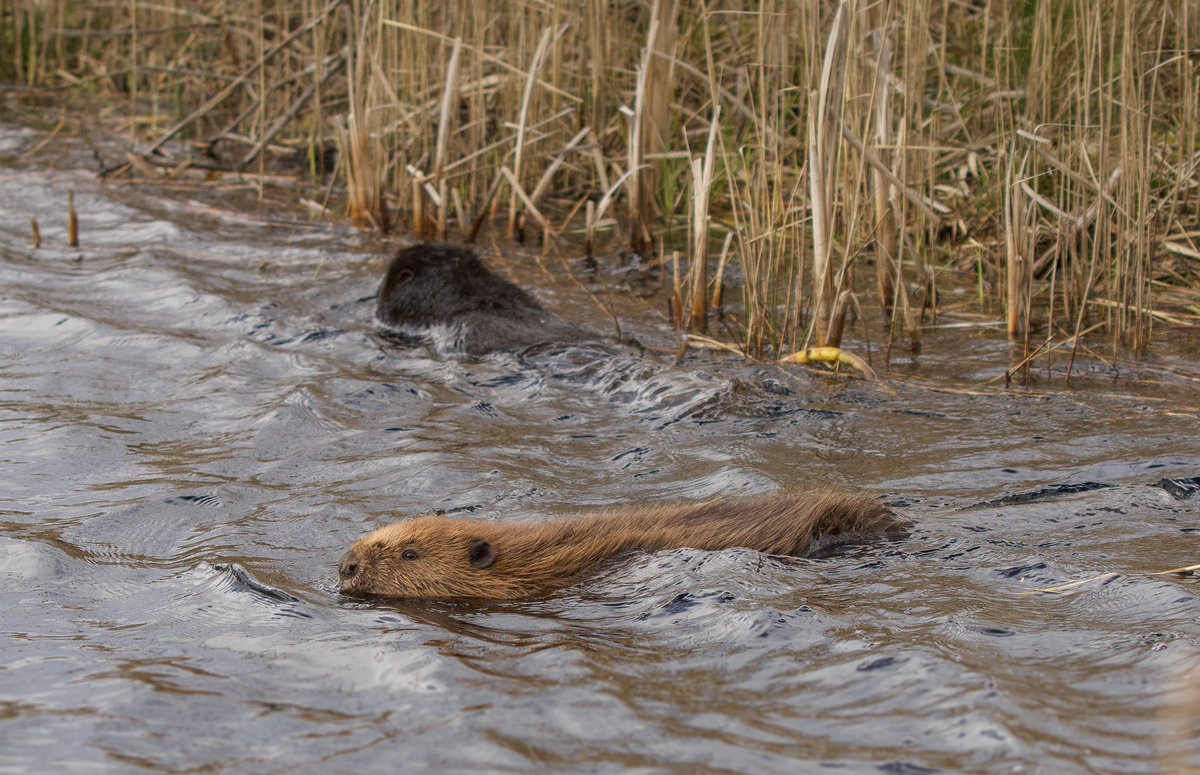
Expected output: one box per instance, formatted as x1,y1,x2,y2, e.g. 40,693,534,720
2,111,1198,774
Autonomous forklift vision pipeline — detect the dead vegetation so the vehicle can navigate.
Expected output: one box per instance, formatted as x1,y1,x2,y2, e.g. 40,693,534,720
3,0,1198,373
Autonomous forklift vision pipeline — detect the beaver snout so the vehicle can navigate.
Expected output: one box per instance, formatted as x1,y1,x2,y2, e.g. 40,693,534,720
338,550,361,587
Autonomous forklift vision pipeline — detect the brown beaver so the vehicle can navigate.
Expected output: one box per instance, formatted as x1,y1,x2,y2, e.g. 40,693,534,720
338,492,902,601
376,242,597,355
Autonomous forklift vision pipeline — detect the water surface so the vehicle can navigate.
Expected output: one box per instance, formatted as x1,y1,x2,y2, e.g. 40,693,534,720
2,112,1198,774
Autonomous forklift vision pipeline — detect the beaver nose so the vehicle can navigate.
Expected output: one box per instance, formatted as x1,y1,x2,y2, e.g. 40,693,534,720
338,551,359,582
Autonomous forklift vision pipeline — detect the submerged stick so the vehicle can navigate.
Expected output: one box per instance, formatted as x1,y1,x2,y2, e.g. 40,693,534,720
1023,562,1198,596
1020,573,1121,596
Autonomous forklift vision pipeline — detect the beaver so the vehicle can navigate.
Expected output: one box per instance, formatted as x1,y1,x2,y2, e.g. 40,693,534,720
376,242,597,355
338,491,902,601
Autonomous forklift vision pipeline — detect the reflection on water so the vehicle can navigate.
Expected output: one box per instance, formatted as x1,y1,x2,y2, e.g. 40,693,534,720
2,114,1198,774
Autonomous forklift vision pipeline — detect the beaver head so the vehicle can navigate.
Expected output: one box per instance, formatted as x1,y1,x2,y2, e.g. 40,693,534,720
374,242,598,356
376,243,545,328
338,516,509,600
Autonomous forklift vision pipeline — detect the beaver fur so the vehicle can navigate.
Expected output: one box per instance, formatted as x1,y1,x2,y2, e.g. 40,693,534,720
339,491,901,601
376,242,596,355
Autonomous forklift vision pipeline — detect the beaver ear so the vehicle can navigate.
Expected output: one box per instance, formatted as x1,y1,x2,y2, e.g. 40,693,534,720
468,539,495,569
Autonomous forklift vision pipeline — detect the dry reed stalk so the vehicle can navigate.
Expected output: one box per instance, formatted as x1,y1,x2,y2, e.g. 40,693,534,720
8,0,1198,361
20,113,65,161
808,1,849,348
500,166,556,242
1003,150,1034,342
507,26,554,238
529,128,590,207
30,216,41,248
584,200,597,260
409,175,425,237
711,231,734,311
141,0,342,157
670,249,683,329
637,0,678,253
340,1,388,232
433,36,463,239
869,27,898,321
839,126,943,224
686,104,721,334
591,166,642,246
237,56,342,169
859,14,922,359
466,171,506,244
67,189,78,247
823,290,853,349
451,188,467,238
626,20,653,256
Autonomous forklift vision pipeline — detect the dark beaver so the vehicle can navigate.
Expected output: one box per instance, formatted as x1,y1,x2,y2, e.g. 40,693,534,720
338,492,902,601
376,242,596,355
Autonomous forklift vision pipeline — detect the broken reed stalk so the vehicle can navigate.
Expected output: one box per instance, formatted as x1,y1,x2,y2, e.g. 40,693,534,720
67,189,78,247
30,216,41,248
410,175,424,237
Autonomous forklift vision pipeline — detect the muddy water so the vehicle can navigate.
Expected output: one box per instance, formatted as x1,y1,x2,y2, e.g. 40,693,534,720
2,113,1198,774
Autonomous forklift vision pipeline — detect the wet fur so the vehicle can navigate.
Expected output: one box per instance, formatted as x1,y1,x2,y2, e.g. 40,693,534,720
376,242,595,355
339,492,902,601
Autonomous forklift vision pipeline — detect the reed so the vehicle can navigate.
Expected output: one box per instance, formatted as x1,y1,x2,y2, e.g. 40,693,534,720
3,0,1196,364
66,189,77,247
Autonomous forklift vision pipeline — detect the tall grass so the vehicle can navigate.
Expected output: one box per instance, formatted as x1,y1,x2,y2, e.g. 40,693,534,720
3,0,1196,364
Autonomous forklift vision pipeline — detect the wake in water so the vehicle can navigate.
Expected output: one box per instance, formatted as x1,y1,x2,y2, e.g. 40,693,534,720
371,241,807,425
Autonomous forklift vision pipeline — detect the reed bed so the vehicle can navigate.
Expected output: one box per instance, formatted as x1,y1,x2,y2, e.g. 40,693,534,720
3,0,1197,368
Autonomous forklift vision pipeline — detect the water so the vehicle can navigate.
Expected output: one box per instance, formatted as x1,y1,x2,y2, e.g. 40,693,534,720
2,110,1198,774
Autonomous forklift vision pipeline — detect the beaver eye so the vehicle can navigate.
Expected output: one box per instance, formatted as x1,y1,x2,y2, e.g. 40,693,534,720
402,549,418,561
